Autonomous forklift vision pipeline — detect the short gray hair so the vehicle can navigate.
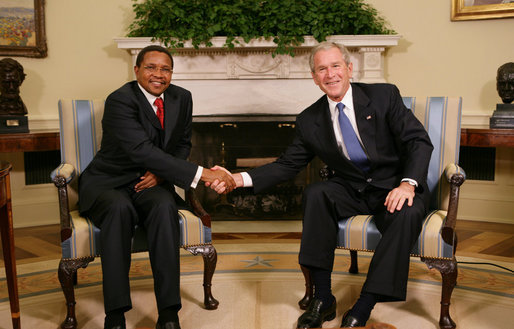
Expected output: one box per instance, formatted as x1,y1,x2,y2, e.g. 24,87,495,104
309,42,351,73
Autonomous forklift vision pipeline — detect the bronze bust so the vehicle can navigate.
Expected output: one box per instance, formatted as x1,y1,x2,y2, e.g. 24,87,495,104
0,58,28,116
497,62,514,104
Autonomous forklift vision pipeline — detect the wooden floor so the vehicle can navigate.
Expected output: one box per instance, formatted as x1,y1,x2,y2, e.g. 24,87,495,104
1,220,513,267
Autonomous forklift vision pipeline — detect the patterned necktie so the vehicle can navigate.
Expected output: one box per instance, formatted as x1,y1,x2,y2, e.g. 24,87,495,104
337,102,370,172
154,97,164,128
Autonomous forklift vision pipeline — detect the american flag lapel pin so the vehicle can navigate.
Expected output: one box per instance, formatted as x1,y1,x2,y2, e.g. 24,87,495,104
366,115,372,120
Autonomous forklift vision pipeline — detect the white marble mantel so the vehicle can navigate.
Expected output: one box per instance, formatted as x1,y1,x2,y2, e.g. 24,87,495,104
115,35,401,116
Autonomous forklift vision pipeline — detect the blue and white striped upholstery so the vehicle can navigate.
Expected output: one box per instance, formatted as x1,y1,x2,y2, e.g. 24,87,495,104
52,99,212,259
336,97,463,259
415,97,463,211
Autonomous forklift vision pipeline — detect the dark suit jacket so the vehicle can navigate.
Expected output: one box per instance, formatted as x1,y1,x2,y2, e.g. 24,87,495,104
79,81,198,213
249,83,433,204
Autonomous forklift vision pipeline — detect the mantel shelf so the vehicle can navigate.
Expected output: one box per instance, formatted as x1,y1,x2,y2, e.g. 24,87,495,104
115,35,401,50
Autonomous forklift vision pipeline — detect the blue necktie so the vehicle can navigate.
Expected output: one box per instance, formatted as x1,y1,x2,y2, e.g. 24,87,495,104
337,102,370,172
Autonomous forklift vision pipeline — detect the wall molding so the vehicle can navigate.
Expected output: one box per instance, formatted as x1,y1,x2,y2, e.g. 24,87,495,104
26,112,490,131
28,115,59,131
460,112,490,129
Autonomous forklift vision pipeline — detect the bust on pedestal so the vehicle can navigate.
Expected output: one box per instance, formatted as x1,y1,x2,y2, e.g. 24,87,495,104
0,58,29,133
490,62,514,129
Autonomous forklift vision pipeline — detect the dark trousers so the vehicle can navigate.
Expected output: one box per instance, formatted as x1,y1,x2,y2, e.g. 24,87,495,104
299,177,426,301
87,183,181,313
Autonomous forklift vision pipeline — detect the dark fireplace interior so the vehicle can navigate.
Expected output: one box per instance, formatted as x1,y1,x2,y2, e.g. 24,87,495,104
189,115,324,221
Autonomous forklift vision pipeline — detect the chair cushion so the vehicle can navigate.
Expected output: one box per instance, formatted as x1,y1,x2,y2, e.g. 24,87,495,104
336,210,454,259
61,209,212,259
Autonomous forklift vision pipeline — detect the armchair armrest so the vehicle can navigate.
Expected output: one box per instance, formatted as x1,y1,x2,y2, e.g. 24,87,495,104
444,163,466,185
186,189,212,228
51,163,76,184
51,163,77,242
441,163,466,244
176,186,212,228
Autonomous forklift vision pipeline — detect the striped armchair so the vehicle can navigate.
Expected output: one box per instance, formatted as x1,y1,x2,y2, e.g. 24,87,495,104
298,97,465,329
51,99,218,329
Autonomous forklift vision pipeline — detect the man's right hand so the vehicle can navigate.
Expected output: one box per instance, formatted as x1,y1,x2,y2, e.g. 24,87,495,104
207,166,246,194
201,166,236,193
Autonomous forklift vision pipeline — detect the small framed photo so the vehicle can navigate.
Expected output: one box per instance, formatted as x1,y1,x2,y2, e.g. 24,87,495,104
0,0,47,58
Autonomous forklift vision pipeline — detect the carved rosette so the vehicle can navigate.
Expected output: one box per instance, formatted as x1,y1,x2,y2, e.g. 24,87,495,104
359,47,386,82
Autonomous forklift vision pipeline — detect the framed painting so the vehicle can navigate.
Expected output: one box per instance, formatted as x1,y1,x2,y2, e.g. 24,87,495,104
451,0,514,21
0,0,47,58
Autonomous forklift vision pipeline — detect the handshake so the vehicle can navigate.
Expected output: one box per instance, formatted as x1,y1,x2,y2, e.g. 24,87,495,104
200,165,243,194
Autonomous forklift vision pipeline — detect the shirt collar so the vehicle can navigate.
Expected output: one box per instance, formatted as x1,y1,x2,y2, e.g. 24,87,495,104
137,82,164,106
327,84,354,115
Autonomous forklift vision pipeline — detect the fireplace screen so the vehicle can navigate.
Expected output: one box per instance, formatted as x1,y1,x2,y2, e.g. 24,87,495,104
189,115,323,220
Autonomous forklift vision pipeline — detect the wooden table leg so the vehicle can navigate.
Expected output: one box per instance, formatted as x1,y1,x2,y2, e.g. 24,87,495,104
0,165,20,329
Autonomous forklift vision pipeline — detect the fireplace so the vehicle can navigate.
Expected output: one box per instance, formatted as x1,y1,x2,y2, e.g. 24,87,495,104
115,36,400,220
189,115,324,220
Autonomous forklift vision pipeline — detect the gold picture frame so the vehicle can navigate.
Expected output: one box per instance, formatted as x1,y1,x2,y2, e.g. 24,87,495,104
0,0,47,58
451,0,514,21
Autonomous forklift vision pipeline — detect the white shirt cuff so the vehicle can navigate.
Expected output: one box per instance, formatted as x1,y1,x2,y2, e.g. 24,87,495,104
191,166,203,188
401,178,418,187
240,172,253,187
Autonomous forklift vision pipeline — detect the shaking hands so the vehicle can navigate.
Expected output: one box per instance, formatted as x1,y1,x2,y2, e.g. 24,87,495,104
201,165,244,194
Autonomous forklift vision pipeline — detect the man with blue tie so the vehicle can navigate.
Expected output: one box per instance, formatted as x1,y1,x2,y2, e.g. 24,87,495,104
79,45,235,329
214,42,433,328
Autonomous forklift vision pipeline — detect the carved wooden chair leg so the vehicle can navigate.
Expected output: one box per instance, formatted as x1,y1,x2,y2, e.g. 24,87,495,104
186,244,219,310
58,257,94,329
349,250,359,274
298,264,313,310
422,257,458,329
201,244,219,310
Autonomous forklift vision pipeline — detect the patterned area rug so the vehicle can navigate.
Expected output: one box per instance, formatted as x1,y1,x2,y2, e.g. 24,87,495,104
1,243,513,329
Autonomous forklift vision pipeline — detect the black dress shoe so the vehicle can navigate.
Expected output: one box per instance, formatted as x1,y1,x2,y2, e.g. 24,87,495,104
297,298,337,328
156,320,181,329
105,326,125,329
340,309,365,328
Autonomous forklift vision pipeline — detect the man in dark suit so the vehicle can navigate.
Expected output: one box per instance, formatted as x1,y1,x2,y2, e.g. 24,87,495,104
79,45,235,329
213,42,433,328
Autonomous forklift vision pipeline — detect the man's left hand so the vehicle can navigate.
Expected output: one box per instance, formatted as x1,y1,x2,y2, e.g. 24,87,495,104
134,171,163,192
384,182,415,213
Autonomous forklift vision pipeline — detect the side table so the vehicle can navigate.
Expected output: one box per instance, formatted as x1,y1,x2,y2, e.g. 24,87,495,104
0,161,20,329
460,128,514,147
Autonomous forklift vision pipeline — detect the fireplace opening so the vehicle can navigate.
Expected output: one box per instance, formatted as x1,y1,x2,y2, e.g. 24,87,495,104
189,115,324,221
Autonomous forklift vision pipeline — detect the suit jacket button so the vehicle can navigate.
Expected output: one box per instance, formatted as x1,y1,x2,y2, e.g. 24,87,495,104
366,178,372,183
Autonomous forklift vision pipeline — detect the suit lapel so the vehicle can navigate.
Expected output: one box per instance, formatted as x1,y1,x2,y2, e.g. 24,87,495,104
163,87,180,146
133,84,162,130
312,97,339,155
352,84,378,163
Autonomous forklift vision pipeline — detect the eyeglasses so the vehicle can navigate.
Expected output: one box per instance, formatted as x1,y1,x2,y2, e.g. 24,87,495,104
143,65,173,75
